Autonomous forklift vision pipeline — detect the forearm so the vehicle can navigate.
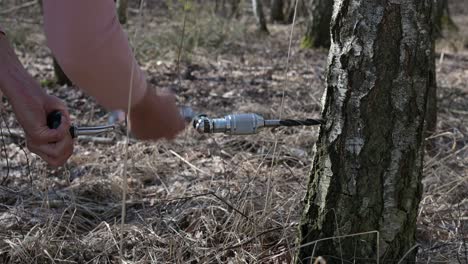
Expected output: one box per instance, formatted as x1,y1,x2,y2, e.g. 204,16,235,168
43,0,147,111
0,34,46,102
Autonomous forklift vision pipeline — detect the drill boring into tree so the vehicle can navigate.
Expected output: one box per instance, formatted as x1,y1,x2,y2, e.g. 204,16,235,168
297,0,434,263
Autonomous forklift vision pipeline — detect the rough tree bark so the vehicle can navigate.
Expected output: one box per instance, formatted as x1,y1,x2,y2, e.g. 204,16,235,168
301,0,333,48
297,1,433,263
270,0,284,22
252,0,269,33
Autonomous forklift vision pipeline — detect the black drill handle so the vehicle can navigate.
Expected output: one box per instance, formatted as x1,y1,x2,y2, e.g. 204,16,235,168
47,111,76,138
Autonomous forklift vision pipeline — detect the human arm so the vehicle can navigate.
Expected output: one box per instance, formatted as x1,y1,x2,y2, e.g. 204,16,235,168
0,32,73,166
42,0,184,140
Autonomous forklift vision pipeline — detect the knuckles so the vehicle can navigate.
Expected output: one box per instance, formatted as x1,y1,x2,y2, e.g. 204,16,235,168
26,137,74,167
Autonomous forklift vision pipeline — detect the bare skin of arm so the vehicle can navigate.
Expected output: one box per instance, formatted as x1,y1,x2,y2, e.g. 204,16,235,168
42,0,185,140
0,1,185,166
0,34,73,166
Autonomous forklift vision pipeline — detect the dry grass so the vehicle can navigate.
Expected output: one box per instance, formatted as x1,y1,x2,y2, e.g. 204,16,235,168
0,0,467,263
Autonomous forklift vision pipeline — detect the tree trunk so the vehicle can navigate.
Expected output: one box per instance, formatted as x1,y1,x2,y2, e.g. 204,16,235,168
38,0,72,86
286,0,308,24
229,0,241,19
215,0,228,17
432,0,457,38
426,37,437,134
285,0,296,23
425,0,452,134
53,58,73,86
251,0,269,33
270,0,284,22
297,1,433,263
301,0,333,48
117,0,129,24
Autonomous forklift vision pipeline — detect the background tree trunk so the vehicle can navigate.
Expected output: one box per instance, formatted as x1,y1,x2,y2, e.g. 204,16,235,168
53,58,73,86
297,1,433,263
215,0,228,17
426,37,437,134
301,0,333,48
229,0,241,18
285,0,308,24
433,0,457,38
38,0,72,86
426,0,458,133
252,0,269,33
270,0,284,22
426,0,458,134
117,0,129,24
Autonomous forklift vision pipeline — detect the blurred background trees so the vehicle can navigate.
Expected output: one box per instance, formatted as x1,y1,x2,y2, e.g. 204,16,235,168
426,0,458,133
37,0,72,86
301,0,332,48
117,0,129,24
251,0,269,33
433,0,458,38
270,0,284,22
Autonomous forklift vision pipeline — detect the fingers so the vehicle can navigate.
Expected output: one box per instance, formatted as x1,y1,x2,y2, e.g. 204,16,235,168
43,95,72,139
29,108,73,166
30,121,71,144
27,133,74,167
26,107,72,144
45,95,71,119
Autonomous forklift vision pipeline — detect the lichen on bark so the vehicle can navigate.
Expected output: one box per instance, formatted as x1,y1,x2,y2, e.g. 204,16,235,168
297,0,433,263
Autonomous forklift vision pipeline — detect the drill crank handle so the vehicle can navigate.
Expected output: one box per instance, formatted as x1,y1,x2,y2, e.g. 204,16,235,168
47,111,115,138
47,111,77,138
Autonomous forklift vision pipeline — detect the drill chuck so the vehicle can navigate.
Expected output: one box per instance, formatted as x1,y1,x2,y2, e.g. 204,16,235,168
189,107,322,136
194,113,267,135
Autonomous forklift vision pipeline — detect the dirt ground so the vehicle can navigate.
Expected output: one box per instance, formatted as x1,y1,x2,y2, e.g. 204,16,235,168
0,0,467,263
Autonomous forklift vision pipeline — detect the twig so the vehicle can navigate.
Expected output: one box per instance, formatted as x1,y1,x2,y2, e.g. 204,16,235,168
145,192,213,200
0,119,10,185
77,136,115,145
120,0,146,258
0,113,31,186
222,226,285,251
457,203,468,264
147,190,251,222
293,231,380,264
450,109,468,116
397,244,420,264
0,1,36,15
209,192,251,221
0,128,24,138
1,128,114,144
169,149,209,175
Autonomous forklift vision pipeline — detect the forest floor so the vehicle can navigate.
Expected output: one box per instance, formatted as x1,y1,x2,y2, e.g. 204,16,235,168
0,1,467,263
